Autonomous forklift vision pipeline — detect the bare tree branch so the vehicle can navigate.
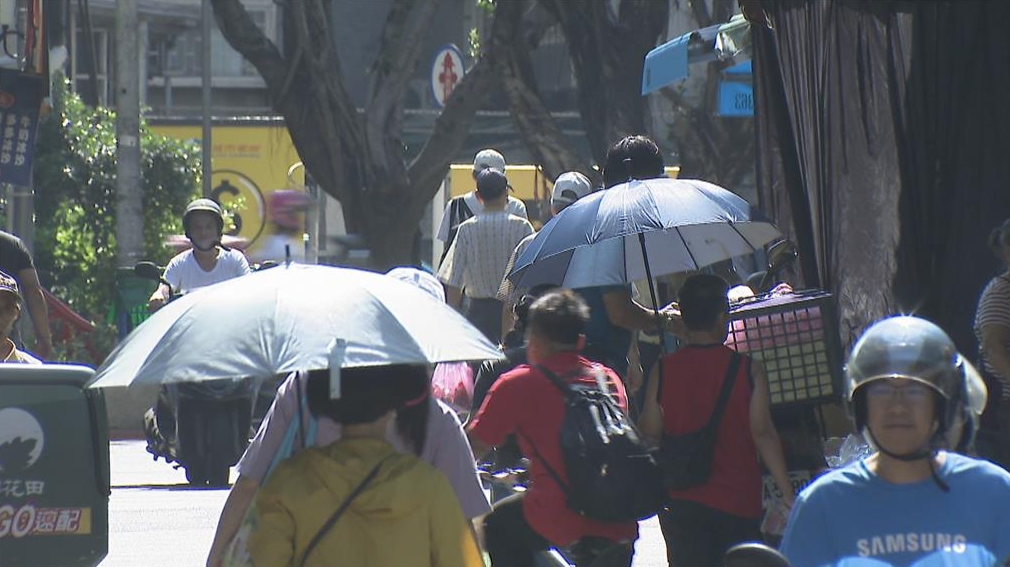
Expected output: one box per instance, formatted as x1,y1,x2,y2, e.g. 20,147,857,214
539,0,669,163
495,0,584,182
366,0,440,176
210,0,286,87
689,0,713,27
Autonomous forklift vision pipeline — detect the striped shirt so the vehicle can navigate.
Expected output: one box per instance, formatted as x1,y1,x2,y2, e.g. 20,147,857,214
974,274,1010,399
438,211,533,299
496,231,537,303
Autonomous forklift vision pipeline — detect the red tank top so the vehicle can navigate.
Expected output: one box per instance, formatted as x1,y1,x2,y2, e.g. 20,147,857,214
658,344,762,518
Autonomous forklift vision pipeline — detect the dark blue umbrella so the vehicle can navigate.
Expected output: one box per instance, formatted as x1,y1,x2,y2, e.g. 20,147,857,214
505,178,781,291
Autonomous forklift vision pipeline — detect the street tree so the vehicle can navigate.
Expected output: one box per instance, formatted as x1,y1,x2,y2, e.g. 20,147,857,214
498,0,754,193
211,0,505,268
492,0,669,182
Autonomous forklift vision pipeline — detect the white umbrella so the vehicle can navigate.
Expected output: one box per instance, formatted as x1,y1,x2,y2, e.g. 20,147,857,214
87,264,503,388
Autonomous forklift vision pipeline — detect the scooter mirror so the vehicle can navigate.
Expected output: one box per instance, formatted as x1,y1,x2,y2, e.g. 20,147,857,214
724,542,792,567
767,239,798,272
134,261,162,281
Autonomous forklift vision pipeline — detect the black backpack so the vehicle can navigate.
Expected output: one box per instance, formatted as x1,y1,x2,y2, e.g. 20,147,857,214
526,364,668,523
439,197,474,264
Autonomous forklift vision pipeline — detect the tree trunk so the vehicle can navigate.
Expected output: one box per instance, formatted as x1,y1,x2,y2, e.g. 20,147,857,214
493,0,587,183
539,0,669,164
211,0,498,270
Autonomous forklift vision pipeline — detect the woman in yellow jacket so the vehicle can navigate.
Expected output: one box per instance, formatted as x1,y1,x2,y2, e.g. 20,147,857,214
247,364,483,567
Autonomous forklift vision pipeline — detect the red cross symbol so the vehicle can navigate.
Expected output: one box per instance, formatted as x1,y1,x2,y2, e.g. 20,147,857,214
438,54,459,102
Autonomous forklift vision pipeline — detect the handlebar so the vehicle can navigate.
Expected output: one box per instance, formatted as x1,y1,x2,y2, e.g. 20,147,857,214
477,460,531,492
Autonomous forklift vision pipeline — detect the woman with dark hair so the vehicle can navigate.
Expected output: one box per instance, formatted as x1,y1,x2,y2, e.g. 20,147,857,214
207,270,490,567
973,219,1010,469
247,364,483,567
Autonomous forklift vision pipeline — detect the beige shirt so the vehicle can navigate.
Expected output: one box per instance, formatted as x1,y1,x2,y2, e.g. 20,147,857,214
2,338,42,363
438,211,533,299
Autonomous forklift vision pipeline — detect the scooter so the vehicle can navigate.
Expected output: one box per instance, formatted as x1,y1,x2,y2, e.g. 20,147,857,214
478,460,574,567
135,261,258,487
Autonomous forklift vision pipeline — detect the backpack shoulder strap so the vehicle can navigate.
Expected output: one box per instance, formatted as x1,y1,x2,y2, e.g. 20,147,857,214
517,428,570,499
523,364,589,499
298,454,390,566
457,195,474,219
534,364,578,396
535,363,613,397
707,352,743,430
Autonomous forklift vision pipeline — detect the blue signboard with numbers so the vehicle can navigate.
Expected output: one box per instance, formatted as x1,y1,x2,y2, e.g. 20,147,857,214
0,69,44,186
718,80,754,117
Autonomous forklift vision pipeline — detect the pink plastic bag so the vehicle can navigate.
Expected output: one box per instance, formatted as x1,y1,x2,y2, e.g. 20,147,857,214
431,361,475,411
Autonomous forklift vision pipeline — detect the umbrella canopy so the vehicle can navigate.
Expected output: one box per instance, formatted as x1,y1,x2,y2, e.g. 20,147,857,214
506,177,782,290
88,264,503,388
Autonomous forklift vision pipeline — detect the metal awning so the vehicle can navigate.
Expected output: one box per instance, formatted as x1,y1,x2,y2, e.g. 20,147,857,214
642,14,752,95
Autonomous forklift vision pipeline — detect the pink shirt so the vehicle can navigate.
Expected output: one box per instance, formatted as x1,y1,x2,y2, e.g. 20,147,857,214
237,372,491,519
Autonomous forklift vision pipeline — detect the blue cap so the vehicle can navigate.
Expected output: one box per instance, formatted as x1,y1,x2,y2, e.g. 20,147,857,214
476,168,508,200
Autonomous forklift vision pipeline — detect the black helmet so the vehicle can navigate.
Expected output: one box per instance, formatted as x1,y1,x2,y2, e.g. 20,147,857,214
845,316,963,449
183,198,225,241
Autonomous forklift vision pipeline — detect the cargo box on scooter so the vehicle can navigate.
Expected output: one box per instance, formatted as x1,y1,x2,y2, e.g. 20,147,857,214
0,364,109,567
726,290,844,408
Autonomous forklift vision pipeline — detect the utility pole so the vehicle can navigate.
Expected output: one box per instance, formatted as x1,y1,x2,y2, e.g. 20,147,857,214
115,0,143,268
201,0,212,197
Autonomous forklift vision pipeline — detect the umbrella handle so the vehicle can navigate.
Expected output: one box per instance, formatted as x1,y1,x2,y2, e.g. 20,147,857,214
637,233,668,353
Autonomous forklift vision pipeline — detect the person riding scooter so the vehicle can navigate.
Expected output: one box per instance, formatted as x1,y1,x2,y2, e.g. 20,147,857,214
780,316,1010,566
148,198,250,309
144,198,253,486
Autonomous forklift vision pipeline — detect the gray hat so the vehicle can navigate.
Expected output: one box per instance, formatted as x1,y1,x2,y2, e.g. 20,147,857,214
551,171,593,209
473,149,506,173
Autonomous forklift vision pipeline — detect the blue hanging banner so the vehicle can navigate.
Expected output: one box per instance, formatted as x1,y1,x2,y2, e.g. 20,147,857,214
0,69,45,186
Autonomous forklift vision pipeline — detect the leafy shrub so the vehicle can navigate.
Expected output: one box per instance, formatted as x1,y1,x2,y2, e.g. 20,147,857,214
32,80,200,322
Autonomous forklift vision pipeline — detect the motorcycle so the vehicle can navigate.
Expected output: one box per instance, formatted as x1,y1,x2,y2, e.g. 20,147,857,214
135,261,259,487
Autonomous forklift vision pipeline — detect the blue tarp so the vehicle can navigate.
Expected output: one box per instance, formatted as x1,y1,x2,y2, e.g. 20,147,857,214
641,33,691,95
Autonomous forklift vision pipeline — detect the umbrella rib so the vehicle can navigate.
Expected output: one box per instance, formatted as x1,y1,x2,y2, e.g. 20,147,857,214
674,228,700,270
728,221,759,250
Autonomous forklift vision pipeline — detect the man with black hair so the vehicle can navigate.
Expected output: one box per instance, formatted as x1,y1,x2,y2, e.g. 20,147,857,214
577,135,680,387
601,134,666,189
247,364,483,567
439,168,533,344
437,149,528,261
0,230,52,358
639,273,793,567
468,289,637,567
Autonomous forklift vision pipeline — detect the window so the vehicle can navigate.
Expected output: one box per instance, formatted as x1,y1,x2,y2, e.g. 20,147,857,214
153,1,276,83
72,27,111,106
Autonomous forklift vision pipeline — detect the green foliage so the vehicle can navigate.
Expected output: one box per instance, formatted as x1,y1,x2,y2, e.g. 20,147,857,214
50,320,118,367
32,80,200,321
468,27,481,60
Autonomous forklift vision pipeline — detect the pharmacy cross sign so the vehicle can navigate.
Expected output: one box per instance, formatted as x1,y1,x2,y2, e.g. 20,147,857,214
430,44,465,109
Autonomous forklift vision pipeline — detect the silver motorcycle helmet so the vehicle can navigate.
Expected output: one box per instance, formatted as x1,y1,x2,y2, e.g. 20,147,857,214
845,316,964,451
946,354,987,452
183,198,225,240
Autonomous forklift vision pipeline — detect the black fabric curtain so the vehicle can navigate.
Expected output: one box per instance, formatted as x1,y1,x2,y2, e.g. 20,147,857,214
749,0,1010,352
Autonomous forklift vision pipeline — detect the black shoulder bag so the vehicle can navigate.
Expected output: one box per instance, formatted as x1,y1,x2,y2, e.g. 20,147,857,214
439,197,474,264
297,455,389,566
657,352,742,490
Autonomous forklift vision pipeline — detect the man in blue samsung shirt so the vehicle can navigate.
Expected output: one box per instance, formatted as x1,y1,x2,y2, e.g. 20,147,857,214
780,316,1010,567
